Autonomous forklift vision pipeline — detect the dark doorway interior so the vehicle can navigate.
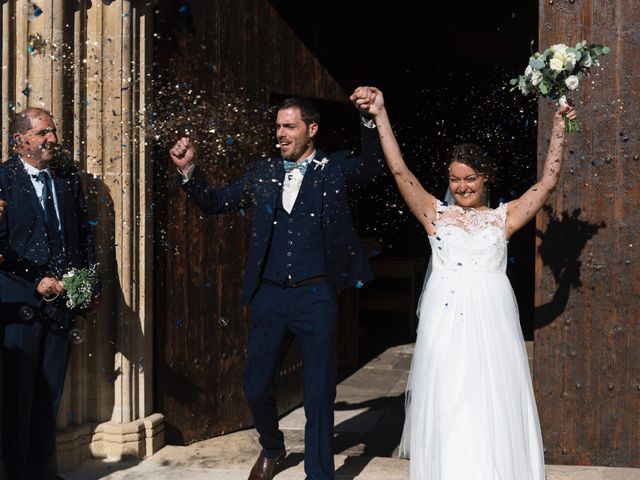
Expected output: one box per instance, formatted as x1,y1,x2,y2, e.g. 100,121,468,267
269,1,540,344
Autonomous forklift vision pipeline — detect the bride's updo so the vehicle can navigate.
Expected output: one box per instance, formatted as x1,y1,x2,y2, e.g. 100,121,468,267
449,143,495,183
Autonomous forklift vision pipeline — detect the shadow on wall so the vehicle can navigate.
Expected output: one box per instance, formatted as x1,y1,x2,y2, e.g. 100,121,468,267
78,171,148,425
534,205,606,330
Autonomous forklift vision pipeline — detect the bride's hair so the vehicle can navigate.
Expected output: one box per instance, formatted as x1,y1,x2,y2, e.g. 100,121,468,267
449,143,495,183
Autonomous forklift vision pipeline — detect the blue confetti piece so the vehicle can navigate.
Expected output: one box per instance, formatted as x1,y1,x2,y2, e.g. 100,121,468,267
226,136,233,145
175,319,183,328
264,203,273,214
239,208,245,216
87,220,98,226
356,280,364,289
178,4,188,13
22,86,31,97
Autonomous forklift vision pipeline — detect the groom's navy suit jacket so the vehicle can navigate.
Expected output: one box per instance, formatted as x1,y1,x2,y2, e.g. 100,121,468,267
182,125,383,304
0,156,94,313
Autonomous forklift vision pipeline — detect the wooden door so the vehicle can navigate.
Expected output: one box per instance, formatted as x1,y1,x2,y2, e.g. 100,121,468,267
533,0,640,466
151,0,349,443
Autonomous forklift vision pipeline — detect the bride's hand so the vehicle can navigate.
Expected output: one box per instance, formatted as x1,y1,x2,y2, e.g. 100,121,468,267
554,104,576,128
350,86,385,117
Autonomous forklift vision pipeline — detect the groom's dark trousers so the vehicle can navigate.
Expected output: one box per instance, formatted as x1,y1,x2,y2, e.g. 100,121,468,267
247,282,338,480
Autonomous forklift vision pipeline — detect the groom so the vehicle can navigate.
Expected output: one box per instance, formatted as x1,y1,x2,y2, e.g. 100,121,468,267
170,87,383,480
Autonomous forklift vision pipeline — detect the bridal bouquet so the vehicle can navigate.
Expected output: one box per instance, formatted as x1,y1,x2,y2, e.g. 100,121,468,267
62,264,100,310
510,41,610,132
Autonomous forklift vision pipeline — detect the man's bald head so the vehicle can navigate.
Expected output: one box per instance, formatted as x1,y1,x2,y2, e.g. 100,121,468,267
9,108,53,137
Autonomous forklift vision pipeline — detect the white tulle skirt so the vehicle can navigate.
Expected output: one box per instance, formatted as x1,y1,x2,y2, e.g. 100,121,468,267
400,269,545,480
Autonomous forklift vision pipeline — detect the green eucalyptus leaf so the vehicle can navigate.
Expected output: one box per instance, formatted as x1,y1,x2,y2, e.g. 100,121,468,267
529,57,546,70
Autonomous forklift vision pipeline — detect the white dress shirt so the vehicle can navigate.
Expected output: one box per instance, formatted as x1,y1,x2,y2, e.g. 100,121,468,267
282,150,315,214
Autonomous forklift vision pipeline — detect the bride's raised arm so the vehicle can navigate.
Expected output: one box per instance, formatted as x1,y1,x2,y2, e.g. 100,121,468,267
351,87,438,235
505,104,576,238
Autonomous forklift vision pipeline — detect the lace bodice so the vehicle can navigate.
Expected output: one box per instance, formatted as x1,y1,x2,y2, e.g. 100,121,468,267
428,201,508,273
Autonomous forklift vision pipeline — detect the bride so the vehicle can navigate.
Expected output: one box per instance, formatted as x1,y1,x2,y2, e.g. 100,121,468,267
350,87,576,479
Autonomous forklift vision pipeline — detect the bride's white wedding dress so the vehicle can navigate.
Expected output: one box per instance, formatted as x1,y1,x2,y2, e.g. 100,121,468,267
400,201,545,480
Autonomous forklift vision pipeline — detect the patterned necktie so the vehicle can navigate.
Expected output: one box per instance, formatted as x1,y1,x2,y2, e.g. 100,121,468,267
283,158,311,176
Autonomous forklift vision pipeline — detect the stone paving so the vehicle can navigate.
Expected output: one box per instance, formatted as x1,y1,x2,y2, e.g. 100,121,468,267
64,343,640,480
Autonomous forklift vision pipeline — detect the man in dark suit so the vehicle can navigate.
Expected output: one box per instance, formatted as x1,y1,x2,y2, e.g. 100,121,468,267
170,87,384,480
0,108,95,479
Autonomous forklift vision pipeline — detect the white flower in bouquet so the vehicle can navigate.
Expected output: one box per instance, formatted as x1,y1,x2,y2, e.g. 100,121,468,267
550,43,568,53
510,40,610,132
531,69,543,86
518,76,530,95
565,75,580,91
549,55,564,72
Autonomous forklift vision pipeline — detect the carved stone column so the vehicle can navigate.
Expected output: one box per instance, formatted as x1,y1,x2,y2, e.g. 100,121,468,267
1,0,162,471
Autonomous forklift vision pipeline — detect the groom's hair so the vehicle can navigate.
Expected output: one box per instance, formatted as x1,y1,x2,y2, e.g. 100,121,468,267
277,97,321,127
449,143,496,182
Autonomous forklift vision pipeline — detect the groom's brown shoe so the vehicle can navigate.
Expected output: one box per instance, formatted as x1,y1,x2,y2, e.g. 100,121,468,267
247,450,286,480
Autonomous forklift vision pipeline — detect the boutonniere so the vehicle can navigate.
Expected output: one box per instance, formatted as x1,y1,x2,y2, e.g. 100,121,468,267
312,157,329,171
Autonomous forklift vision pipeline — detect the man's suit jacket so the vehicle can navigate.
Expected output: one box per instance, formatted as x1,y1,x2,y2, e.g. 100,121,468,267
0,156,95,315
182,125,384,304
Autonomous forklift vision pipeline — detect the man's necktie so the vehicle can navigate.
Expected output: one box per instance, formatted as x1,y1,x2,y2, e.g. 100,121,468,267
37,171,65,271
283,159,310,175
37,171,59,228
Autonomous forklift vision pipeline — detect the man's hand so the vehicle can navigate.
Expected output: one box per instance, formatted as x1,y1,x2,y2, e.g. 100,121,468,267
0,199,6,222
37,276,64,299
350,86,385,117
170,137,196,172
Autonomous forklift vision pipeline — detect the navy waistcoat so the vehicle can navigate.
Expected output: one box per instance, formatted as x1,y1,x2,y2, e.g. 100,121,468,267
262,183,326,284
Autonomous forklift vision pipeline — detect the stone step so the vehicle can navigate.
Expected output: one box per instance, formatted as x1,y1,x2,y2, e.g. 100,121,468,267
64,427,640,480
63,342,640,480
64,452,640,480
526,339,534,375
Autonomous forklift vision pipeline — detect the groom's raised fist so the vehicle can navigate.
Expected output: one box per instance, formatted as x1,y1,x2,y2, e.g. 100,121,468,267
170,137,196,172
